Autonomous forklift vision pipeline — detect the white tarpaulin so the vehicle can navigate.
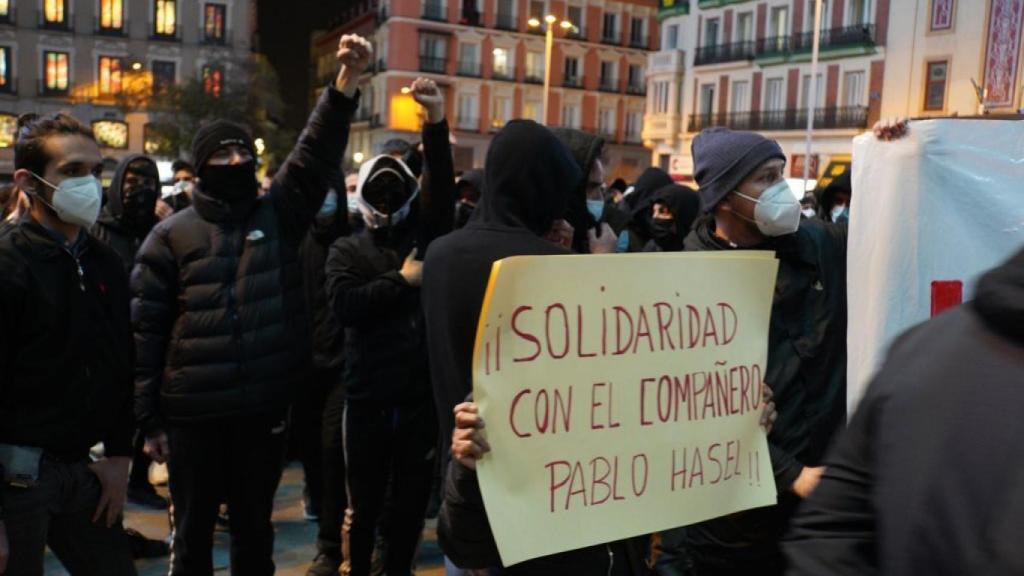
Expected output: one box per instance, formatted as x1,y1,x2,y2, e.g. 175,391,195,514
848,119,1024,414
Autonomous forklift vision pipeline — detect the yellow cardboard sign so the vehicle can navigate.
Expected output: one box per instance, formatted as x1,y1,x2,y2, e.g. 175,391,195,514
472,252,780,566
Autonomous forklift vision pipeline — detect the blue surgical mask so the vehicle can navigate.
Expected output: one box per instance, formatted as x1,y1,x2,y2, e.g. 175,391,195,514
319,191,338,216
347,194,360,214
586,199,604,222
831,205,849,223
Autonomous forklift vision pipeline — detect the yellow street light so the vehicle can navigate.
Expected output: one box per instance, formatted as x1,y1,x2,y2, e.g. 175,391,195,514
560,20,572,29
545,14,557,24
400,86,411,94
131,62,143,71
254,138,266,156
528,17,540,27
530,15,575,126
353,151,365,163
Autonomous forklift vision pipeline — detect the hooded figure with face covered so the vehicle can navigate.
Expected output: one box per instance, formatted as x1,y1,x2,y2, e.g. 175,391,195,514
92,155,159,273
642,184,701,253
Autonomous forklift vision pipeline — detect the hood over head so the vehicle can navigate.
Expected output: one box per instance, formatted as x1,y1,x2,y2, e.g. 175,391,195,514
817,170,852,217
550,128,605,253
97,153,159,237
476,120,581,236
624,167,674,217
973,246,1024,343
356,154,420,230
457,169,484,203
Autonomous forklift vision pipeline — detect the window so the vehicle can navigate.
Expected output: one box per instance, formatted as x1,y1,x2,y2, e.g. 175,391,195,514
805,0,829,32
43,51,69,94
564,57,579,83
100,0,124,31
155,0,177,37
492,47,511,78
0,114,17,148
522,100,542,122
561,103,579,128
765,77,784,111
627,64,643,88
842,71,865,106
567,6,582,31
665,24,678,49
737,13,753,43
458,43,480,76
602,12,617,41
930,0,954,31
598,108,616,136
848,0,870,26
202,64,223,98
0,0,10,20
800,73,824,108
491,95,511,129
423,0,445,20
731,80,749,113
630,17,644,46
526,51,544,79
924,60,947,111
600,61,616,87
704,18,719,47
420,34,447,73
0,47,10,92
98,56,124,95
204,3,227,43
152,60,176,93
495,0,514,28
529,0,544,20
144,123,174,155
461,0,482,25
625,111,642,140
770,6,788,43
457,93,478,129
653,81,670,114
92,120,128,149
43,0,66,27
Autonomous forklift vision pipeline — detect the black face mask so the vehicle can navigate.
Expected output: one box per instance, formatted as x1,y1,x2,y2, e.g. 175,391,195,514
121,186,158,237
200,161,258,203
650,218,681,250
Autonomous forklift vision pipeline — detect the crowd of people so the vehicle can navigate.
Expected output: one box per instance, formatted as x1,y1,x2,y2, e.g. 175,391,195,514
0,31,1021,576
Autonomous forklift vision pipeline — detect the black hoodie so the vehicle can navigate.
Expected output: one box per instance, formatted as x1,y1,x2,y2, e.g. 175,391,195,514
423,121,653,575
643,184,701,252
624,167,674,252
92,154,159,273
550,127,605,253
785,247,1024,576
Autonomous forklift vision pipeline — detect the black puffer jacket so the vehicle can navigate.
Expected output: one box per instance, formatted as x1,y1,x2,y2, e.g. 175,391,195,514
670,215,847,571
131,87,356,431
92,154,159,273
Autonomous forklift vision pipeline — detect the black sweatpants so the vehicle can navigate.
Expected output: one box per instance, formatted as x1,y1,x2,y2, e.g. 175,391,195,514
166,415,287,576
0,457,137,576
343,400,436,576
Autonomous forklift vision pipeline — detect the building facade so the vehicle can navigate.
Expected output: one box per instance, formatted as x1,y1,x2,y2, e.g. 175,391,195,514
0,0,254,173
644,0,890,183
312,0,659,181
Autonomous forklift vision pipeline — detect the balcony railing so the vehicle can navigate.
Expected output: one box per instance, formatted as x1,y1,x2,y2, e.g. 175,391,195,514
38,80,70,98
566,27,587,40
38,11,72,31
494,13,517,30
792,24,876,52
150,28,182,41
456,116,479,131
624,132,642,144
419,56,447,73
492,68,515,81
459,10,483,26
457,61,481,77
601,30,620,45
422,3,446,21
562,75,583,88
524,72,544,85
756,36,790,57
626,84,647,96
599,79,619,93
201,31,233,46
94,17,128,36
688,106,869,132
694,40,756,66
629,35,648,49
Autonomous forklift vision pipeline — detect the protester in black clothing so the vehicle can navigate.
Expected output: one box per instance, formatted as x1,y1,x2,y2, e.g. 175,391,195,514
0,112,136,575
622,167,674,252
324,76,452,576
643,184,700,252
817,171,851,223
608,177,628,205
131,34,369,576
454,169,482,229
656,127,847,576
297,174,352,576
785,245,1024,576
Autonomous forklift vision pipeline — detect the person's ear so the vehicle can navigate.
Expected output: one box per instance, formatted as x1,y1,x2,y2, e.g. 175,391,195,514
13,169,38,196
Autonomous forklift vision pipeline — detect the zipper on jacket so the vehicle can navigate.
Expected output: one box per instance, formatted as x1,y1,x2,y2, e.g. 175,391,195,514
62,246,86,292
607,544,614,576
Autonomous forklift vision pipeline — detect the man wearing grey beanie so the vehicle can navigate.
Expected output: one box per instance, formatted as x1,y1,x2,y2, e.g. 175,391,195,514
656,127,849,576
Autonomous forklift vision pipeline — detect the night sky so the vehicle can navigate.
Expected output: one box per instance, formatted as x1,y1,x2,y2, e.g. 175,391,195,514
256,0,351,130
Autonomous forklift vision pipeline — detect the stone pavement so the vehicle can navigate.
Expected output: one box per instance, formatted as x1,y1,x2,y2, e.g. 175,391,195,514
43,464,446,576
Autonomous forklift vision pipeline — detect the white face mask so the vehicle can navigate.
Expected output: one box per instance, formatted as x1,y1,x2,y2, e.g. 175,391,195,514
733,180,801,237
802,208,816,219
831,205,849,223
30,172,104,229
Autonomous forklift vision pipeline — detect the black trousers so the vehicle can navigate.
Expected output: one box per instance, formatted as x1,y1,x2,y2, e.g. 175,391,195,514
343,400,436,576
294,366,349,557
166,415,287,576
128,432,153,490
0,457,136,576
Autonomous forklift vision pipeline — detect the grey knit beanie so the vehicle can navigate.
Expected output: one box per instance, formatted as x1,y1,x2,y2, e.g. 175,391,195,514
691,127,786,212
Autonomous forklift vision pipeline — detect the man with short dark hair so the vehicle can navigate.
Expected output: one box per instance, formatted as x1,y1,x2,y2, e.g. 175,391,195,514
0,112,136,575
131,34,371,576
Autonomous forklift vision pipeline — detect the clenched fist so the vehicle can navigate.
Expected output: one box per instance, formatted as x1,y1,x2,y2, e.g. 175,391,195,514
335,34,373,96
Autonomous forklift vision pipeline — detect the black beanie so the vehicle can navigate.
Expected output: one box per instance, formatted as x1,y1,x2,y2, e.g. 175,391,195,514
191,120,256,170
691,127,786,212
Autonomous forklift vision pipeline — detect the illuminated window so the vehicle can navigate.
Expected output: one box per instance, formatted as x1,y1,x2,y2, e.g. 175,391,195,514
100,0,124,30
0,0,11,20
44,0,66,26
98,56,124,95
155,0,177,37
43,51,69,94
0,47,11,93
202,65,223,98
93,120,129,149
144,123,173,155
204,4,226,43
0,114,16,148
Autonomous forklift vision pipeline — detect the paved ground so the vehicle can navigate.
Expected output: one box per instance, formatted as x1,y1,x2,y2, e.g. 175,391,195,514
44,464,446,575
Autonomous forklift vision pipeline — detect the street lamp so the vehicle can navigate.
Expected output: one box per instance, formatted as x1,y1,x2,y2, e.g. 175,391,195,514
528,14,574,126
